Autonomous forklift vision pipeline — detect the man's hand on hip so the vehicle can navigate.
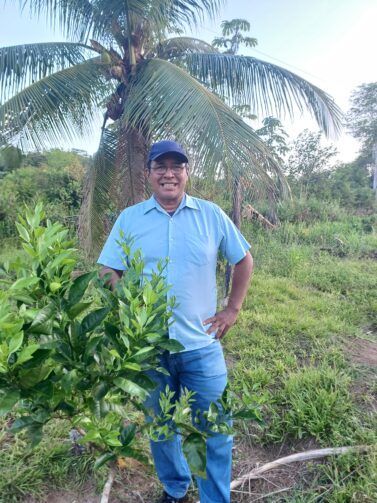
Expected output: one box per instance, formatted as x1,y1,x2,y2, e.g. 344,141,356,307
203,306,239,340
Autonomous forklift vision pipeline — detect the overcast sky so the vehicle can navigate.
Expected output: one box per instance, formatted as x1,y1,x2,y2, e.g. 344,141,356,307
1,0,377,161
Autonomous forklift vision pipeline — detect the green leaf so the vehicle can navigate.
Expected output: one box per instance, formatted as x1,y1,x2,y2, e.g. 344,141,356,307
14,344,40,367
157,339,185,353
30,303,56,328
27,424,43,447
0,390,20,416
175,422,201,435
120,424,136,447
233,409,264,422
80,430,102,443
132,346,155,362
94,452,116,470
122,362,141,372
93,381,110,401
68,271,96,306
67,301,92,319
113,377,148,400
145,332,163,343
8,332,24,358
18,362,54,388
10,276,40,291
182,433,207,479
19,348,51,369
10,415,36,433
84,335,102,360
81,307,109,334
15,222,30,242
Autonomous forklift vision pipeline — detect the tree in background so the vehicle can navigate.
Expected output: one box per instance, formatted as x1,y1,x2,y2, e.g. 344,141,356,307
255,116,289,164
0,145,23,175
347,82,377,198
212,18,258,54
0,149,88,238
0,1,342,255
286,129,338,198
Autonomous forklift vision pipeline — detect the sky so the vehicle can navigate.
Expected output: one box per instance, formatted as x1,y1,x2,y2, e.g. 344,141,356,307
1,0,377,162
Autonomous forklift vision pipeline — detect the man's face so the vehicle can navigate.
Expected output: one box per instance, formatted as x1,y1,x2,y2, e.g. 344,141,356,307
147,153,189,208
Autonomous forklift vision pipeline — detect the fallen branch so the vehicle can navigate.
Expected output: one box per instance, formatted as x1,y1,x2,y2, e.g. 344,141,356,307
230,445,370,490
100,468,116,503
195,444,370,503
241,204,276,229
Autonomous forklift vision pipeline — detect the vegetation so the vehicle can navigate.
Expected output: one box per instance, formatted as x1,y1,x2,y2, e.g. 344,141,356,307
0,149,88,241
0,2,343,254
347,82,377,197
1,200,376,501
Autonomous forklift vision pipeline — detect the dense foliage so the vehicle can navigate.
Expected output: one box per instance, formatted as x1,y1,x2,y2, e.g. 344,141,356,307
0,149,88,239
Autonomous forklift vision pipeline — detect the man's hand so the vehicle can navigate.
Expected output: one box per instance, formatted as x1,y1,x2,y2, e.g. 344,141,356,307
203,306,240,340
203,252,253,340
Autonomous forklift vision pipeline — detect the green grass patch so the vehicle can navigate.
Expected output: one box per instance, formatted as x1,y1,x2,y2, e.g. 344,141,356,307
0,419,98,503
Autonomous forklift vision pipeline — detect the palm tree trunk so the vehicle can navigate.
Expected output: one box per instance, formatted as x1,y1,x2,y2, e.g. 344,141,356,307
78,126,147,259
114,125,147,208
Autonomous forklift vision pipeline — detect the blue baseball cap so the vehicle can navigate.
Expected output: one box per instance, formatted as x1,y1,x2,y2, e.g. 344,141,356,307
148,140,189,163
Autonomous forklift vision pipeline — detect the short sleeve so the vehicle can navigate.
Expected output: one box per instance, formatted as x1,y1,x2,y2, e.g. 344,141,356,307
216,206,251,264
97,212,127,270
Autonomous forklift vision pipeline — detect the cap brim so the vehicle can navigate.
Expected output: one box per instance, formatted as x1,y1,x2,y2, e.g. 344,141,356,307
151,150,188,163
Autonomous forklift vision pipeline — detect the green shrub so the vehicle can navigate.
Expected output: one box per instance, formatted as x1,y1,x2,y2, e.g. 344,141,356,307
0,166,83,238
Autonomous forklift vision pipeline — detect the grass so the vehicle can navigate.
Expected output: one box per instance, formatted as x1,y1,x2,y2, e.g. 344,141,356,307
0,419,100,503
1,213,377,501
223,217,377,500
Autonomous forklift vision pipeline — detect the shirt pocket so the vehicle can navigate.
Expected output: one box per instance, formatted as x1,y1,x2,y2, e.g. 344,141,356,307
184,233,210,266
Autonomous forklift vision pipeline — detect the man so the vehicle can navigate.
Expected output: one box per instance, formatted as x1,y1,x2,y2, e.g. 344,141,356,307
98,140,253,503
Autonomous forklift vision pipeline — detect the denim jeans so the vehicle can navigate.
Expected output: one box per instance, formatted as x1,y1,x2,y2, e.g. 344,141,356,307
144,341,232,503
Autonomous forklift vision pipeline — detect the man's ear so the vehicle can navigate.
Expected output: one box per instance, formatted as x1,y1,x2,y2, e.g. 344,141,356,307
144,168,150,179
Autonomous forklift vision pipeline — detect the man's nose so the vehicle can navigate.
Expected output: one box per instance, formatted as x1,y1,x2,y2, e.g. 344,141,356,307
163,166,175,176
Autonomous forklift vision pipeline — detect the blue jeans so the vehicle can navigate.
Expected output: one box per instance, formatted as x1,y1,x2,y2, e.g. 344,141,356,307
144,341,232,503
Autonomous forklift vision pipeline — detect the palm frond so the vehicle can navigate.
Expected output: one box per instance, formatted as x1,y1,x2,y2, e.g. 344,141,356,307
162,0,224,27
122,58,288,199
151,37,216,58
0,42,95,102
181,53,343,137
78,126,118,258
78,124,148,257
15,0,223,44
0,58,110,150
14,0,117,44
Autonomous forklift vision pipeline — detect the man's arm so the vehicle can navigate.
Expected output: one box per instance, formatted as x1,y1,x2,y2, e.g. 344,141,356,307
99,266,124,290
203,251,253,339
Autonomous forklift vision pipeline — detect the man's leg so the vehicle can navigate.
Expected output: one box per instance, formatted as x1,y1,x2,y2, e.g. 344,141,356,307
144,352,191,499
177,342,232,503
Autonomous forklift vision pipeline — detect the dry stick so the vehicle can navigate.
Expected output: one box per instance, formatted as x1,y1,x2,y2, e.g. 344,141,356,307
230,445,370,490
100,468,116,503
195,445,370,503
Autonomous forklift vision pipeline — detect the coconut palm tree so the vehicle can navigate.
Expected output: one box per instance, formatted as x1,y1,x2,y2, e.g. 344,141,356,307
0,0,342,254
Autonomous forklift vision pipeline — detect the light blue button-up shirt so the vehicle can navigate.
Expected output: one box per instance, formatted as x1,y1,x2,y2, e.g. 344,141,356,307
97,194,250,351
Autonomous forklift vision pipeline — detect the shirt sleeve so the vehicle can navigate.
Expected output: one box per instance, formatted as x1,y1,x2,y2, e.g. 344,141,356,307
97,212,128,270
216,206,251,265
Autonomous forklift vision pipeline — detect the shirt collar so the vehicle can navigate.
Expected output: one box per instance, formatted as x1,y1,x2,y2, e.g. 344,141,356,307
143,194,199,214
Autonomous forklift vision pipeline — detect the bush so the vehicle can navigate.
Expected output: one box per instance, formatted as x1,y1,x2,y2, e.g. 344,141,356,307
0,166,83,238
